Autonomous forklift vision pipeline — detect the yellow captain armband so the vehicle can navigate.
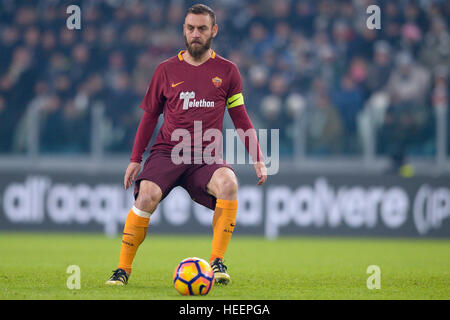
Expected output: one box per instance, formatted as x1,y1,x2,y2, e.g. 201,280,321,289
226,92,244,109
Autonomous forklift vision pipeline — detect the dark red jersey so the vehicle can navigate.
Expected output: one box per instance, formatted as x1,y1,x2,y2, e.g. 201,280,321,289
131,50,263,163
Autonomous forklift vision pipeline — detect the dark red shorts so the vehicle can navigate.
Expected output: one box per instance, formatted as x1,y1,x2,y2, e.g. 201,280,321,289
134,150,235,210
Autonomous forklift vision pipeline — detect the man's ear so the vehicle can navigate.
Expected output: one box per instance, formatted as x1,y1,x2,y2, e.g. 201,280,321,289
212,24,218,38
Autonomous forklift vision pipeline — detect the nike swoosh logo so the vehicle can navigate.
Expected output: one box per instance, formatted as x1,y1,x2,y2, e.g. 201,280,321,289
228,98,239,105
230,223,235,227
171,81,184,88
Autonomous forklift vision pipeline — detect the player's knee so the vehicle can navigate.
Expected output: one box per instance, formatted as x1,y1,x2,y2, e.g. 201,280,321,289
136,181,162,212
136,191,161,212
217,176,238,200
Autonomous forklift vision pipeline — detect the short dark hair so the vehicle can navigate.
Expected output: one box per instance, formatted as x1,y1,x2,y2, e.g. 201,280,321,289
185,4,216,26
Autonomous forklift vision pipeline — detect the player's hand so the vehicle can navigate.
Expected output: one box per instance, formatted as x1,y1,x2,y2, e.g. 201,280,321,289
124,162,141,190
253,161,267,185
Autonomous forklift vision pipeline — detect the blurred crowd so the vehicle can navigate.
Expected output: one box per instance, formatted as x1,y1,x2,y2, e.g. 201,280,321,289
0,0,449,164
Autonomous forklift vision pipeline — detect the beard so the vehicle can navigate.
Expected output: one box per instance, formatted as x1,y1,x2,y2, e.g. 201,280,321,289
184,34,213,59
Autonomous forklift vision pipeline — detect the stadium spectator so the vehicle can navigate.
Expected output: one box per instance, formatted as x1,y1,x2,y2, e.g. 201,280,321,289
378,51,434,171
305,77,343,155
331,73,365,153
419,18,450,70
0,44,37,152
430,67,449,154
367,40,393,92
386,51,431,107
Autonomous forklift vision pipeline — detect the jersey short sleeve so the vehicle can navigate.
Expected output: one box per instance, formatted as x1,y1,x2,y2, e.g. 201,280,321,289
139,64,167,116
226,63,245,110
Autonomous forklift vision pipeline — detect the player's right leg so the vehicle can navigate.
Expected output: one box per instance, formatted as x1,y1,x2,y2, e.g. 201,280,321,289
106,180,162,285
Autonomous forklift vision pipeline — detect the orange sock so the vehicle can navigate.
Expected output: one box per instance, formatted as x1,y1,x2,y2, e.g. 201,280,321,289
210,199,238,263
118,206,151,274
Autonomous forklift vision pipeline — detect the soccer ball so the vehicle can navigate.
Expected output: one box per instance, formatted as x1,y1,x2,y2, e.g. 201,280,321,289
173,257,214,296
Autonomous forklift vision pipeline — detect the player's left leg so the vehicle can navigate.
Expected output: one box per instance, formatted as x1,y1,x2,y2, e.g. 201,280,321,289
180,164,238,285
205,167,238,284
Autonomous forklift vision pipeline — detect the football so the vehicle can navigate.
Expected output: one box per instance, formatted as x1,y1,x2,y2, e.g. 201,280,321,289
173,257,215,295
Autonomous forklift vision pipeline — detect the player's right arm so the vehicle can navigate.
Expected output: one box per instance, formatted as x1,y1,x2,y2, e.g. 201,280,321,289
124,111,160,189
124,64,167,190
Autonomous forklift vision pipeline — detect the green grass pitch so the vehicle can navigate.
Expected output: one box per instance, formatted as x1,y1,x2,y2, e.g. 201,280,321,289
0,232,449,300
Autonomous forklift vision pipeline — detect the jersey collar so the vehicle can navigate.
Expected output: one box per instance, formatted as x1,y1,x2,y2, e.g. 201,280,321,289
177,49,216,61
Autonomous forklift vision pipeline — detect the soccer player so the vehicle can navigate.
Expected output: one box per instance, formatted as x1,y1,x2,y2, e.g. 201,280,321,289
106,4,267,286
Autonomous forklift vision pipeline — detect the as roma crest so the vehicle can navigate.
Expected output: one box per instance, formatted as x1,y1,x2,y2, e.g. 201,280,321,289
212,76,222,88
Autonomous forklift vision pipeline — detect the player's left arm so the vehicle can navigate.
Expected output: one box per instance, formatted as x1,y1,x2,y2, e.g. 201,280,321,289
228,105,267,185
226,64,267,185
